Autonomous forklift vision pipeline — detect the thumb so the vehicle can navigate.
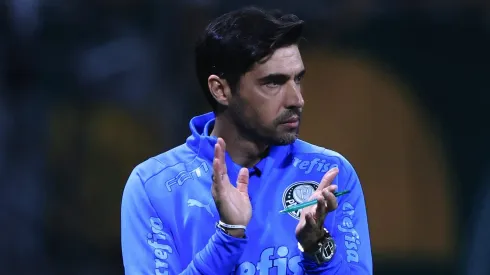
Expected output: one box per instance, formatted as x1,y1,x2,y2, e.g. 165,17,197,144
236,168,250,195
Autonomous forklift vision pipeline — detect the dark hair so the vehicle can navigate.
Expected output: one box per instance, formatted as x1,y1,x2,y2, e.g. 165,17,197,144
195,6,304,111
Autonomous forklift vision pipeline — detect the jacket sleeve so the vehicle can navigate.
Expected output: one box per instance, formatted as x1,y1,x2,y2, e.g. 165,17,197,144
121,169,248,275
300,159,373,274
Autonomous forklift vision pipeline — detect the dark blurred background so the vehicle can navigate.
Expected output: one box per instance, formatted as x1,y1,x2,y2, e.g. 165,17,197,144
0,0,489,274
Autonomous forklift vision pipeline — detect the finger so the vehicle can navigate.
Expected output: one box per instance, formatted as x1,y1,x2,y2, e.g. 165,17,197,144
317,167,339,190
236,168,250,195
322,188,338,212
214,142,222,171
212,157,223,192
327,185,338,193
216,138,228,174
212,140,228,189
297,207,307,225
315,195,327,225
304,212,317,229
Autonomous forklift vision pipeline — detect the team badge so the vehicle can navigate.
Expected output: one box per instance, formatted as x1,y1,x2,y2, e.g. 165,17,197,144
282,181,319,220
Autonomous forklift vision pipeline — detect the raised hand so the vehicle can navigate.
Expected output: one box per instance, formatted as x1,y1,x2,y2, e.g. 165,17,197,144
211,138,252,237
295,167,339,250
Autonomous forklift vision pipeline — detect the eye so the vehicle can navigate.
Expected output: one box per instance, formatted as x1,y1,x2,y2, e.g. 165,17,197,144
294,75,304,84
265,81,281,89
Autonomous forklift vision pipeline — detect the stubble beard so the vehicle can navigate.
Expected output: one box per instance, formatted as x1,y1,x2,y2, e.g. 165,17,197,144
228,101,300,146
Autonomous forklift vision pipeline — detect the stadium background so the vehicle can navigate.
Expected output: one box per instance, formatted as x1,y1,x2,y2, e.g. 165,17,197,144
0,1,489,274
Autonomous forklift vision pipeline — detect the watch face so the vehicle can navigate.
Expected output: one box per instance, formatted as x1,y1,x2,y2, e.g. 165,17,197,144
323,238,336,260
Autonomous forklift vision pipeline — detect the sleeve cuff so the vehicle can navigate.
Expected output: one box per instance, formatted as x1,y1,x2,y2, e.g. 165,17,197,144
299,249,343,272
193,228,248,274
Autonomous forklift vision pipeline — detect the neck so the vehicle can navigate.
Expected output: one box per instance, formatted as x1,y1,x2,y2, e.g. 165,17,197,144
210,114,268,167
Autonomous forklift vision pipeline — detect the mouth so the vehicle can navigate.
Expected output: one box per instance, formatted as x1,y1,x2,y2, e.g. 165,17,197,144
280,116,300,128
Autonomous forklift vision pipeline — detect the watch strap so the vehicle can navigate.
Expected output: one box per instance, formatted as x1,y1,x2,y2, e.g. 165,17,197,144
298,228,336,264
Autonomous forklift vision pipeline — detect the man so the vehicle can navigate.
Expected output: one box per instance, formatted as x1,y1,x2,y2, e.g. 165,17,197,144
121,6,372,275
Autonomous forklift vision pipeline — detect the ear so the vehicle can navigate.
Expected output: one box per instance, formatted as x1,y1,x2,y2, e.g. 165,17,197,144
208,75,232,107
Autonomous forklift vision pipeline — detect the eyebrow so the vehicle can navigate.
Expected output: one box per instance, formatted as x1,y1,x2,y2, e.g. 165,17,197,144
258,69,306,84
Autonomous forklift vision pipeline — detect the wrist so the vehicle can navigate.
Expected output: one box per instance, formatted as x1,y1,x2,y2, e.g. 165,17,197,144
226,228,245,238
216,221,247,238
300,230,328,253
302,242,321,254
298,228,336,264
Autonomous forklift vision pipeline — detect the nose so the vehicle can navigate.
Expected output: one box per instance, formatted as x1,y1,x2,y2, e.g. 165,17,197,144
285,81,304,109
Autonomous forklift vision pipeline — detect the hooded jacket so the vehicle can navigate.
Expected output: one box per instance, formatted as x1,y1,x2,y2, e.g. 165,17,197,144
121,112,372,275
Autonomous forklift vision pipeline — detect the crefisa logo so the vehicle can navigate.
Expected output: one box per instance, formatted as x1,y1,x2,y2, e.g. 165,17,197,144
282,181,319,220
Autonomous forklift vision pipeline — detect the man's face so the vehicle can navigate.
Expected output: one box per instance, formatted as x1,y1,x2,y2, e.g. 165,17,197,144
229,45,305,145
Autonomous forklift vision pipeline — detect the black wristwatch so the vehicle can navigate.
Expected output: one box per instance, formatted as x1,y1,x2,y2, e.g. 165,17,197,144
298,228,336,264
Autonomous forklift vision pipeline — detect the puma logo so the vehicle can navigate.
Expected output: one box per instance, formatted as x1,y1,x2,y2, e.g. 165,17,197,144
187,199,215,217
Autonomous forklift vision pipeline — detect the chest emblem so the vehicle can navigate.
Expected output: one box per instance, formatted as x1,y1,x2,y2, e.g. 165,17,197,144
282,181,319,220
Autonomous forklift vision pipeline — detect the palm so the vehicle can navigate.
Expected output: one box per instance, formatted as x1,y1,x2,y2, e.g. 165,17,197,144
211,138,252,226
215,176,252,224
295,207,324,246
295,168,339,249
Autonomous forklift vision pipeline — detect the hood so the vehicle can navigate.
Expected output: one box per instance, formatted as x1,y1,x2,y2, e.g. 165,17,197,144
186,112,218,163
185,112,291,173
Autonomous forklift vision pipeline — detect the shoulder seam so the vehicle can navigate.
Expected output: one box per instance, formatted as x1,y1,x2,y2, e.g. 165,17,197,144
139,155,202,187
319,148,353,176
139,159,174,186
151,156,166,167
150,144,202,181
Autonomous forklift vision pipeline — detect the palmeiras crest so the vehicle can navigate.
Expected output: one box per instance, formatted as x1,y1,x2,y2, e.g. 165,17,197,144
282,181,319,220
